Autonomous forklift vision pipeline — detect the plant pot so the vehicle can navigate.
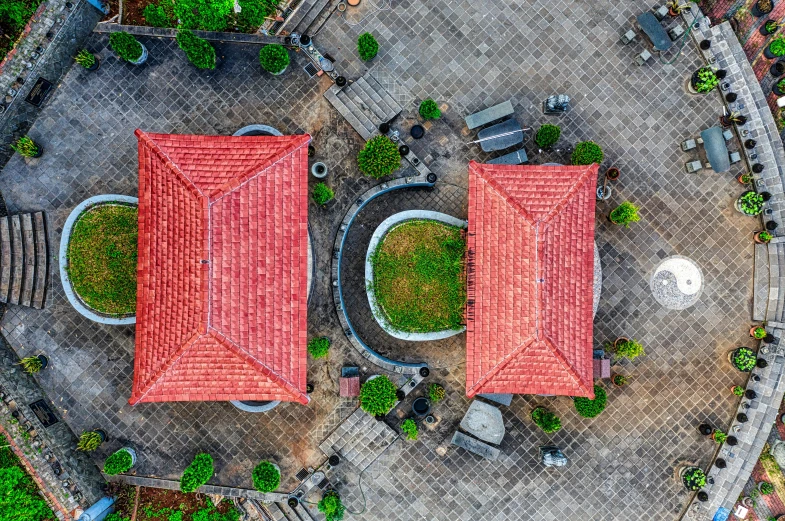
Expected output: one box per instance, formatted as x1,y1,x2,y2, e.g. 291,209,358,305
328,454,340,466
335,76,347,87
95,429,108,443
758,358,769,368
287,498,298,508
773,62,785,77
698,423,713,436
753,0,774,17
299,35,311,46
412,397,430,416
715,458,727,468
37,355,48,370
410,125,425,139
122,447,137,467
396,389,405,401
765,45,778,59
746,389,757,399
726,92,738,102
765,333,776,343
668,7,680,16
614,337,629,349
87,56,100,71
716,69,727,80
767,221,779,230
306,383,314,393
737,174,750,184
611,374,625,387
29,144,43,158
763,21,778,35
378,122,390,134
737,413,748,422
700,40,711,50
753,163,764,173
751,326,764,337
727,435,738,445
745,139,757,149
419,367,430,377
731,385,743,395
775,81,785,96
308,145,315,157
398,145,410,156
762,191,772,201
129,43,148,66
606,167,620,181
697,491,709,502
311,162,328,178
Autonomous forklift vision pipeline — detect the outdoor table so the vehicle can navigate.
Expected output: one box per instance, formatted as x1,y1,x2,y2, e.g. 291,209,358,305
637,12,672,52
477,119,523,152
701,126,730,173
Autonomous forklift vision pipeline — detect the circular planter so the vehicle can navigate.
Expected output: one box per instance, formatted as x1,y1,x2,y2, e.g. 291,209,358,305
59,195,138,325
365,211,468,341
328,454,340,466
95,429,108,443
335,76,347,87
775,81,785,96
765,45,778,59
311,162,328,178
412,397,431,416
773,62,785,77
410,125,425,139
122,447,137,467
679,466,705,491
129,44,148,66
729,347,757,371
746,389,758,399
87,57,100,71
763,21,778,35
606,167,620,181
233,124,282,137
398,145,410,156
596,185,612,201
753,0,774,17
698,423,714,436
230,400,281,413
299,35,311,46
419,367,430,378
727,435,738,445
735,191,763,216
697,491,709,502
737,413,749,422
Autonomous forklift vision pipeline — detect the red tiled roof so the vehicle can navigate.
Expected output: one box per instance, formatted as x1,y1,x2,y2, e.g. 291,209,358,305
130,131,311,405
466,161,599,399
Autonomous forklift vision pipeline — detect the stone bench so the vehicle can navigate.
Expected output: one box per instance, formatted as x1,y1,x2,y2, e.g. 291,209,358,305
487,148,528,165
451,431,500,460
465,100,514,130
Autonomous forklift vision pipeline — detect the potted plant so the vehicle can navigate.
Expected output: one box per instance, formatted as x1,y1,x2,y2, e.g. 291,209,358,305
612,374,628,387
751,326,767,339
681,466,707,491
401,419,418,440
18,354,47,374
176,30,216,70
252,460,280,492
746,389,758,399
358,135,401,179
307,337,330,359
729,347,757,372
698,423,714,435
312,183,334,206
691,67,719,93
571,141,603,165
77,430,105,452
11,136,42,158
759,481,775,495
666,0,688,16
755,0,774,17
75,49,99,70
737,173,753,185
736,191,765,216
318,490,345,521
712,430,728,443
259,44,290,75
614,337,644,360
109,32,147,65
359,375,397,416
609,202,641,227
534,124,561,149
767,36,785,59
419,99,441,120
774,77,785,95
357,32,379,61
531,406,562,433
731,385,745,396
103,447,137,475
180,453,214,493
720,112,747,126
606,167,620,181
428,383,446,403
573,385,607,418
764,19,780,34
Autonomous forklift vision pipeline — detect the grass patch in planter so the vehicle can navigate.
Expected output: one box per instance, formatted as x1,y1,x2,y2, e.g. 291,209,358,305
357,32,379,61
0,0,45,61
359,375,397,416
180,453,214,493
109,32,143,62
252,460,280,493
371,220,466,333
573,385,607,418
67,204,137,316
176,30,216,69
259,43,289,74
358,135,400,179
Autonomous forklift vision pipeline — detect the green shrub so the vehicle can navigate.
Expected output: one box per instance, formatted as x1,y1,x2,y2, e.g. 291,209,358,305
401,419,418,440
10,136,39,157
312,183,334,205
531,407,561,434
573,385,607,418
732,385,744,396
612,375,627,386
180,453,214,493
535,124,561,148
753,326,767,339
318,490,345,521
252,461,280,492
19,356,42,374
771,36,785,57
731,347,756,372
571,141,603,165
77,431,102,452
712,430,727,444
614,338,644,360
358,135,401,179
682,467,706,490
760,481,775,495
357,32,379,60
738,191,764,215
759,231,773,242
609,201,641,227
359,375,397,416
104,449,134,475
175,0,232,31
109,32,143,62
236,0,279,32
75,49,96,69
176,30,216,69
419,99,441,120
693,67,719,94
0,466,55,521
142,3,172,27
766,20,779,33
428,383,446,403
0,0,44,61
259,44,289,74
307,337,330,359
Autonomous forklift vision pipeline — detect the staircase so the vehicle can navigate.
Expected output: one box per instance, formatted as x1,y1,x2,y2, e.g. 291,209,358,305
252,499,319,521
276,0,335,36
324,75,403,141
0,212,49,309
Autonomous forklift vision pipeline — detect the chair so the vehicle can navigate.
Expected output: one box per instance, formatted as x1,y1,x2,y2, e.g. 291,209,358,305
730,151,741,164
685,160,703,173
652,5,669,20
668,25,685,41
620,29,637,45
635,49,652,66
681,138,697,152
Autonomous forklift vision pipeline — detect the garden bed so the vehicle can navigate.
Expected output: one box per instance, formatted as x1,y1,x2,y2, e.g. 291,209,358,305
65,202,137,317
120,0,281,33
0,0,44,61
369,218,466,336
0,444,56,521
108,483,240,521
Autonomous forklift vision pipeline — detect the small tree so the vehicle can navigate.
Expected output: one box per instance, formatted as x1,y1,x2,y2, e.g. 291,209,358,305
312,183,334,205
318,490,345,521
614,338,644,360
401,419,418,440
109,32,143,62
358,136,400,179
609,201,640,227
357,32,379,61
571,141,603,165
359,375,397,416
419,99,441,120
77,431,103,452
252,460,280,493
531,407,561,434
259,44,290,74
103,448,134,475
760,481,775,495
176,30,216,69
535,124,561,148
180,453,214,493
307,337,330,359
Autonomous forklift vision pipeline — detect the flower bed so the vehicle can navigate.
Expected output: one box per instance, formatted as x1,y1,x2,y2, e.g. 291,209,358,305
369,219,466,334
65,202,137,317
108,483,240,521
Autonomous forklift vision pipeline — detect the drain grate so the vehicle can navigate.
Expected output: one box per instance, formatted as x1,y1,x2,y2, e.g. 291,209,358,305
295,468,309,481
317,478,330,489
303,62,319,78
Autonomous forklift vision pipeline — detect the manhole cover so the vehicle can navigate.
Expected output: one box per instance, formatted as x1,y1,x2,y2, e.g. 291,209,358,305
650,256,703,310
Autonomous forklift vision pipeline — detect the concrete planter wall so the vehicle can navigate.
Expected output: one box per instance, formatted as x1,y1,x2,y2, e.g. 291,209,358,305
59,195,138,325
365,210,467,341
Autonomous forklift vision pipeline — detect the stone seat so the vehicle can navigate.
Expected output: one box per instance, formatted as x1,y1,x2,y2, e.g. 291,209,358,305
685,160,703,173
465,100,514,130
451,431,500,460
636,49,652,66
620,29,636,45
681,138,697,152
487,148,528,165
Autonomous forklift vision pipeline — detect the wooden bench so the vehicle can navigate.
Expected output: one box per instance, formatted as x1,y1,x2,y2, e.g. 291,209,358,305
465,100,514,130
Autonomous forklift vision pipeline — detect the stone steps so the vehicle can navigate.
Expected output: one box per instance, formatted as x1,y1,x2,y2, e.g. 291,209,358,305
362,75,402,121
0,212,49,309
292,0,331,35
324,85,374,141
323,73,403,142
273,500,318,521
302,0,340,36
276,0,318,36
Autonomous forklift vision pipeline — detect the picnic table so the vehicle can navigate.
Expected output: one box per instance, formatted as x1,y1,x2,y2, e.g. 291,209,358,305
701,126,730,173
637,12,672,51
477,119,523,152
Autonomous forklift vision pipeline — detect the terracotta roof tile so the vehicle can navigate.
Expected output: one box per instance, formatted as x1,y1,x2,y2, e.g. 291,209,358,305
466,161,598,399
130,131,311,405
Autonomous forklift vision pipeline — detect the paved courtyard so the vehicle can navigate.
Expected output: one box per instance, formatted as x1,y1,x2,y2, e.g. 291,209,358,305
0,0,769,520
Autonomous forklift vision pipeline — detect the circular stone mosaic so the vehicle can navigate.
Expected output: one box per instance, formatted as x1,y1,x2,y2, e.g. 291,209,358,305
650,256,703,310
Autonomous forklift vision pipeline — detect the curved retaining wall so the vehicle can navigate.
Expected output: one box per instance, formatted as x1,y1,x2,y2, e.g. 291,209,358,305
59,195,138,325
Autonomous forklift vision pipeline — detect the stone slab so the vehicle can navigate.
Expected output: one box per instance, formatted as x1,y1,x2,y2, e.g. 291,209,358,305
459,400,505,445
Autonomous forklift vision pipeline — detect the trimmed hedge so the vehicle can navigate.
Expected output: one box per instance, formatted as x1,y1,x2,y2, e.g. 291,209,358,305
357,32,379,60
109,32,143,62
571,141,603,165
401,419,418,440
535,124,561,148
307,337,330,359
103,449,134,476
318,491,345,521
175,0,233,31
312,183,334,205
531,407,561,434
419,99,441,120
259,44,289,74
358,135,400,178
573,385,607,418
252,461,280,493
176,30,216,69
180,453,214,493
359,375,397,416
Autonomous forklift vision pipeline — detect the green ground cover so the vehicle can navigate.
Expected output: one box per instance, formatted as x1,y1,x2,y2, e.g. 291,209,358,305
0,443,56,521
0,0,44,61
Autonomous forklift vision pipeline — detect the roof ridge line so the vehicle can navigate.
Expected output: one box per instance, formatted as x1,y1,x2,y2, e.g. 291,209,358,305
134,129,207,200
467,337,536,397
541,336,593,394
471,162,537,224
539,163,599,225
207,135,311,205
129,330,206,405
209,328,310,405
